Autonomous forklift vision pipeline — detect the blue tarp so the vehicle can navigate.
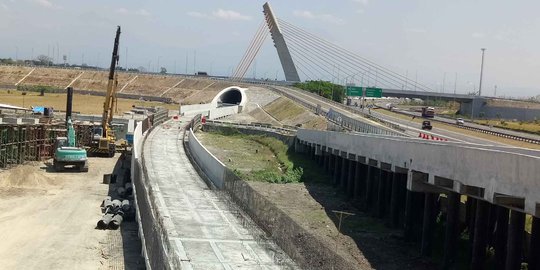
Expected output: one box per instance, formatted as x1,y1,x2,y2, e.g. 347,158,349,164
32,106,45,113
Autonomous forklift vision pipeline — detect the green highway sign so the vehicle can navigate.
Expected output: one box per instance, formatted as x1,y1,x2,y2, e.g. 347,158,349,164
365,87,383,98
346,86,363,97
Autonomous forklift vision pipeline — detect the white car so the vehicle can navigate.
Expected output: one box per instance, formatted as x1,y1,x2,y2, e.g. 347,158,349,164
456,118,465,125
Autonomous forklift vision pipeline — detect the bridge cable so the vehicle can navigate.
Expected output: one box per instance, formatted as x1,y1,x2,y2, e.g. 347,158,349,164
280,21,413,89
233,20,268,79
283,29,402,88
232,20,267,79
279,19,430,90
232,20,263,78
279,19,433,91
232,20,269,79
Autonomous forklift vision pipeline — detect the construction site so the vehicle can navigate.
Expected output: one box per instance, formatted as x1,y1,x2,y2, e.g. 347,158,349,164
2,2,540,269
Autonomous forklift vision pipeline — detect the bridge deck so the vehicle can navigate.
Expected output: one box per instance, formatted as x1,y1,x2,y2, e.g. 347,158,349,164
143,120,288,269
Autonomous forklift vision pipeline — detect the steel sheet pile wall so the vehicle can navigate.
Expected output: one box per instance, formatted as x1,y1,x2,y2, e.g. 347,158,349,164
0,124,64,168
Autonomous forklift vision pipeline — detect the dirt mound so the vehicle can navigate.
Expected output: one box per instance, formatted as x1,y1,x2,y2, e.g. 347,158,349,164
0,163,57,188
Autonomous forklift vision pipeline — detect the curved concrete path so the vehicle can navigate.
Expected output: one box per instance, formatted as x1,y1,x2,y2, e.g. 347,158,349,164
143,119,293,269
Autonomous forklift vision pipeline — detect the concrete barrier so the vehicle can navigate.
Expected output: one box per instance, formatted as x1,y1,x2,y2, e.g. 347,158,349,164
187,129,226,188
208,105,238,119
180,103,213,116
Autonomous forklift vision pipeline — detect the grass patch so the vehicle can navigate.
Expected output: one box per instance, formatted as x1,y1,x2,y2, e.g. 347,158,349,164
264,97,306,121
197,130,331,184
475,119,540,135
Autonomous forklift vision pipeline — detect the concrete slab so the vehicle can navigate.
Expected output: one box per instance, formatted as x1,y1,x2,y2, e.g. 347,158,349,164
143,120,294,269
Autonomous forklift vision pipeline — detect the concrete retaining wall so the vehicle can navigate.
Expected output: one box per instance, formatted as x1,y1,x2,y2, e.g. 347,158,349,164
180,104,213,116
208,106,239,119
132,121,179,270
187,129,226,188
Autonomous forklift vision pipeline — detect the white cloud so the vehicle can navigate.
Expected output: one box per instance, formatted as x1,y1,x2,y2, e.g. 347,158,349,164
187,9,252,21
116,7,129,14
115,8,151,18
187,11,209,18
135,9,151,17
472,32,485,38
293,10,315,19
211,9,251,21
35,0,52,8
356,9,365,14
406,28,427,33
352,0,369,5
33,0,61,9
293,10,345,25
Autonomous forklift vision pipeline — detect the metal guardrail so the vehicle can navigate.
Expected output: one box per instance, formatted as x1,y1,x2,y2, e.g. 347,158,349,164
205,120,297,134
151,109,169,126
377,106,540,145
267,86,406,136
326,108,404,136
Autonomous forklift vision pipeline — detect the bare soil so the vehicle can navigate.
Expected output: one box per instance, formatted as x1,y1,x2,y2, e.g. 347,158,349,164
0,89,177,115
0,156,144,270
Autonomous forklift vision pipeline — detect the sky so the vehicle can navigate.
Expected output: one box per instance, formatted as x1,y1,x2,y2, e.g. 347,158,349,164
0,0,539,97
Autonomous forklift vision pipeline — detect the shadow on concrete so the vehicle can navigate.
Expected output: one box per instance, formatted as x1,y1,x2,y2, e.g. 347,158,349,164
286,148,437,270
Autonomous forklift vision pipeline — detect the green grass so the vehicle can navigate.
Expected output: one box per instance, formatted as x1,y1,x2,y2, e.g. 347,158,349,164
198,130,331,184
475,119,540,135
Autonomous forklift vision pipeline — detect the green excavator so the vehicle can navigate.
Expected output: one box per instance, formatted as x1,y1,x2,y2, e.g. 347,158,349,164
53,87,88,172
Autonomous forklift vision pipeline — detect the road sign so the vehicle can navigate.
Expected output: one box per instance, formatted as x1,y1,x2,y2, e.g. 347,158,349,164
365,87,383,98
346,86,363,96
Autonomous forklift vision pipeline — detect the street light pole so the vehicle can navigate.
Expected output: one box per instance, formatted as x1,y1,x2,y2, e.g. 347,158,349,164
478,48,486,96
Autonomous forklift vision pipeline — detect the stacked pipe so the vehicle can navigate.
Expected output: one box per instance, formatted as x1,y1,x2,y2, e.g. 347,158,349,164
97,168,135,230
97,196,132,230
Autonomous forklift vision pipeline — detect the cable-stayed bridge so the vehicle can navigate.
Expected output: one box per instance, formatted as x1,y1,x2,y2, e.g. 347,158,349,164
231,2,477,104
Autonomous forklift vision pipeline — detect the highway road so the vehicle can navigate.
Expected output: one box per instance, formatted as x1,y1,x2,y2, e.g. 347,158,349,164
276,86,511,146
392,107,540,141
365,108,511,146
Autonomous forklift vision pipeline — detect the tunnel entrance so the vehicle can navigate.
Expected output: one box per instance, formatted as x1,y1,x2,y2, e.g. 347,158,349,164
216,88,243,106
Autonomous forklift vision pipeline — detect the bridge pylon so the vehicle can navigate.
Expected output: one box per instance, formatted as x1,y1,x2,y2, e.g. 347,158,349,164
263,2,300,82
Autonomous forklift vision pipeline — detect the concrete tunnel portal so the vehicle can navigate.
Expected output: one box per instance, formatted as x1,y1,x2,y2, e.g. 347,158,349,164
211,86,248,108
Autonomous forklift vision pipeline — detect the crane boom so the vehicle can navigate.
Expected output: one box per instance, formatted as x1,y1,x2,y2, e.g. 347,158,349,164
102,25,121,134
89,25,121,157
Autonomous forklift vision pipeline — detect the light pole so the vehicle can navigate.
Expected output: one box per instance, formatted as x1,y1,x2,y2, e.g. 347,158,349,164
478,48,486,96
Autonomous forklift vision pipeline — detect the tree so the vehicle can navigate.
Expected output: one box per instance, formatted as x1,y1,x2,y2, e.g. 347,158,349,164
160,67,167,74
294,80,345,103
36,55,52,66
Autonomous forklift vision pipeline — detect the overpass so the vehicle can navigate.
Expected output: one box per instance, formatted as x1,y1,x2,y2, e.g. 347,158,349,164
379,88,474,102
